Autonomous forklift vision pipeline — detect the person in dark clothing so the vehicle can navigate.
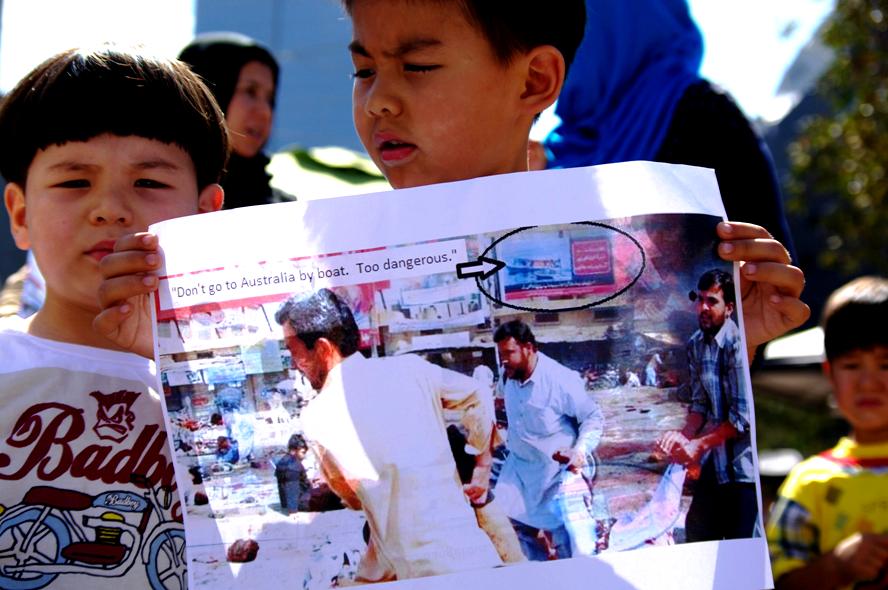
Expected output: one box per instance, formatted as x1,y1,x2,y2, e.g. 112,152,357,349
275,433,312,513
179,31,294,208
542,0,795,258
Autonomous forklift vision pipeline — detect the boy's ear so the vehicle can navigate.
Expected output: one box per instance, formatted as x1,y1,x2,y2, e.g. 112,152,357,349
4,183,30,250
198,183,224,213
519,45,565,117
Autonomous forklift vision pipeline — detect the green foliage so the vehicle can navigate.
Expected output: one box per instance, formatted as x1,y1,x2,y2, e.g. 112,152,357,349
787,0,888,274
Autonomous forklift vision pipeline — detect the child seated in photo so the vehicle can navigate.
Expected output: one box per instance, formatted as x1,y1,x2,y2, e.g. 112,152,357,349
0,45,227,589
767,276,888,589
216,436,240,464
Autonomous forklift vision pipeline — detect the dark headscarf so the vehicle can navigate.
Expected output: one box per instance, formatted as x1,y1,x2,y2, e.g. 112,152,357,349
178,31,279,115
544,0,703,168
179,32,282,208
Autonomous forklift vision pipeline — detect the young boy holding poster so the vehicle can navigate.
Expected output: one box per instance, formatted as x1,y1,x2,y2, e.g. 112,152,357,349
0,46,226,588
97,0,808,361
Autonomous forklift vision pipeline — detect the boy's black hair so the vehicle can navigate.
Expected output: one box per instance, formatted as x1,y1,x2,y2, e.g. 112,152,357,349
275,288,360,357
822,276,888,361
493,318,537,349
341,0,587,77
0,46,229,189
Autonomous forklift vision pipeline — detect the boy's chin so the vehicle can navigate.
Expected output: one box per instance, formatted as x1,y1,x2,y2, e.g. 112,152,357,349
379,162,468,189
383,170,430,190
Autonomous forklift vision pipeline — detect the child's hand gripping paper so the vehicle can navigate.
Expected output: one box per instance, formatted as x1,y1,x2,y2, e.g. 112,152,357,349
94,232,161,359
716,221,810,361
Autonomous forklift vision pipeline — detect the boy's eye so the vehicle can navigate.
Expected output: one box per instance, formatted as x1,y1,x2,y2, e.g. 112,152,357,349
135,178,171,189
404,64,440,74
352,68,375,79
53,179,90,189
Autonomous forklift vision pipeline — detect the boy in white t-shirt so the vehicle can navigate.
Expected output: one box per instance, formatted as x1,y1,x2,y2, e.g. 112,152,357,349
0,46,227,589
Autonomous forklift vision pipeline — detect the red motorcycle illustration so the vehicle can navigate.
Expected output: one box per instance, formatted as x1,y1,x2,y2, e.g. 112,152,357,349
0,474,185,590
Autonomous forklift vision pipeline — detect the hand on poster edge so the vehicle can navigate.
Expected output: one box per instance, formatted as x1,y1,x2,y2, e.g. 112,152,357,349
716,222,810,360
94,232,160,359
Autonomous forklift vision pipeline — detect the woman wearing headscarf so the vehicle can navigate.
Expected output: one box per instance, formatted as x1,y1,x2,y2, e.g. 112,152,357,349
543,0,794,256
179,32,294,208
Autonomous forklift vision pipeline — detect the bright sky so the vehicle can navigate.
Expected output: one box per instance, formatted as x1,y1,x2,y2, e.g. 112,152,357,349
688,0,836,122
1,0,835,129
0,0,195,92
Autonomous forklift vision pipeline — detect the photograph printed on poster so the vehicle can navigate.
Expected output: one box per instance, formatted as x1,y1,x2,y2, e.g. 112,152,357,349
154,207,757,589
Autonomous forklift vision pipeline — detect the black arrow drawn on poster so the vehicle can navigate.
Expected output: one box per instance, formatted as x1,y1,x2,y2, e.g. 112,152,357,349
455,256,506,280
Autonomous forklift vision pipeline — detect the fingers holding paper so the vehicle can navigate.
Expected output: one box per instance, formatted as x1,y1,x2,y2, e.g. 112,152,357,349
93,232,161,359
716,221,810,356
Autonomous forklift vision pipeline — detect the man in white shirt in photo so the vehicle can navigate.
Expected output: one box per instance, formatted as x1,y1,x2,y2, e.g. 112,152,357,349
274,288,506,583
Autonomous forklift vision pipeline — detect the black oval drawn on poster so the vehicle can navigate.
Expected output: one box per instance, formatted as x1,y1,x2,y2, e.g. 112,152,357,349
475,222,646,313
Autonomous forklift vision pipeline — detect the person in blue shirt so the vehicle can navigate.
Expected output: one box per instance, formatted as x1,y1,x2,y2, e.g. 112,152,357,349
493,319,603,559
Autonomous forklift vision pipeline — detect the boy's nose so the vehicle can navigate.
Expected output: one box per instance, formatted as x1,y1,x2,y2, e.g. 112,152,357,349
363,78,402,118
90,188,133,225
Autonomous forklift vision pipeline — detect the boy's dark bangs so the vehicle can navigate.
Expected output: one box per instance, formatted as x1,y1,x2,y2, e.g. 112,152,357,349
35,74,202,156
0,49,227,188
824,303,888,360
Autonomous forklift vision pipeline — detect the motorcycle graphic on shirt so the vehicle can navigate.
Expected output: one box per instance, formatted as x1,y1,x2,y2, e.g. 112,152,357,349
0,474,185,590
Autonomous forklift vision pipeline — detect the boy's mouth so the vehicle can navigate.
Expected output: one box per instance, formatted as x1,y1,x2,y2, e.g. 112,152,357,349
375,133,417,164
85,240,117,262
856,396,886,408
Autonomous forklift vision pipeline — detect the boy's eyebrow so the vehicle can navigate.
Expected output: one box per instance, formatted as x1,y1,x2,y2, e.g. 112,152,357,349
132,159,182,171
349,37,442,59
48,161,97,172
46,159,182,172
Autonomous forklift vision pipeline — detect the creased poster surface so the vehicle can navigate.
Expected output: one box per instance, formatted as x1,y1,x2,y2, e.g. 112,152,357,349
150,162,771,590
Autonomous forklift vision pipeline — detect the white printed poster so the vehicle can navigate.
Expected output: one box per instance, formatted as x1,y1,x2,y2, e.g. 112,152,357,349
150,162,771,590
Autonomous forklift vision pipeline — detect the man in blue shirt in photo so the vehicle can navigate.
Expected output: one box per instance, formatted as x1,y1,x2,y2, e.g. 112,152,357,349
493,319,604,560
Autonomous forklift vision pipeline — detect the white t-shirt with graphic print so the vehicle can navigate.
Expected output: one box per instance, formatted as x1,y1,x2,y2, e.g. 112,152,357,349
0,326,185,589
